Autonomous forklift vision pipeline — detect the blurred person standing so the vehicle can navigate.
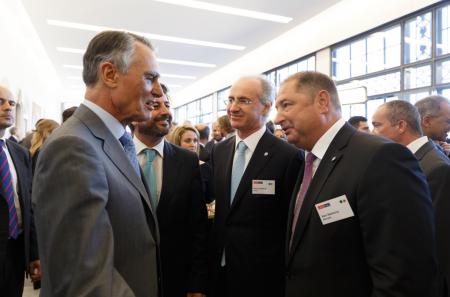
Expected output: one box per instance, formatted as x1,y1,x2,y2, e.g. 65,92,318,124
29,119,59,172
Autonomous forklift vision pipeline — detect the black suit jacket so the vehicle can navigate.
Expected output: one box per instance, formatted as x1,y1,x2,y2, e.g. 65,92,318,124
157,141,208,297
286,123,437,297
0,140,37,268
415,140,450,296
209,131,302,297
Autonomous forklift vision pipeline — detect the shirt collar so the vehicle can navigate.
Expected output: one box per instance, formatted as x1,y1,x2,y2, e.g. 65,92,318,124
407,136,429,154
82,100,125,140
310,118,346,160
235,125,266,153
134,136,165,158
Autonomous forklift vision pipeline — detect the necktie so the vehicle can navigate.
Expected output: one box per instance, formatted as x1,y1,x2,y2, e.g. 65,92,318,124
143,148,158,211
290,152,316,248
119,132,141,177
230,141,247,204
0,140,20,239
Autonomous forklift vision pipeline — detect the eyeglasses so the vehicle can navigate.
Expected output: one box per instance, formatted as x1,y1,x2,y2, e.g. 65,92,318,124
224,98,253,106
0,98,16,107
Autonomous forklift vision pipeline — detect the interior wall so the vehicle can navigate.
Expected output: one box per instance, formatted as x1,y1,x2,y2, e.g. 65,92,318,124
0,0,62,137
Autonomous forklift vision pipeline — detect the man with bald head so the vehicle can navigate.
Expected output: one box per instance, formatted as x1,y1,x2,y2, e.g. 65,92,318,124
209,76,302,297
275,71,436,297
0,86,40,296
33,31,163,296
372,100,450,297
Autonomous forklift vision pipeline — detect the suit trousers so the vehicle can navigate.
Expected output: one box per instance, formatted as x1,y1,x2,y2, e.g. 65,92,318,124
0,233,25,297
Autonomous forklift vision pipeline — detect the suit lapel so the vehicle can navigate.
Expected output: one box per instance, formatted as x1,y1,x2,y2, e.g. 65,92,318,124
74,105,153,213
288,124,355,263
414,140,435,161
229,132,274,212
219,138,236,216
159,141,179,210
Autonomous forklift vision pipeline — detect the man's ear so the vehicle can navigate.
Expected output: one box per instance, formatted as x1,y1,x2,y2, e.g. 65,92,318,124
99,62,119,88
422,114,433,128
397,119,407,134
316,90,331,113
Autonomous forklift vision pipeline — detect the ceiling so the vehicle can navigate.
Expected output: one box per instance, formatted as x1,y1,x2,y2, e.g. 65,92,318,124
21,0,340,102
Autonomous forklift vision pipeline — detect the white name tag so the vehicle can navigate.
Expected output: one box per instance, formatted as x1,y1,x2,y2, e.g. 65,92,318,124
252,180,275,195
315,195,354,225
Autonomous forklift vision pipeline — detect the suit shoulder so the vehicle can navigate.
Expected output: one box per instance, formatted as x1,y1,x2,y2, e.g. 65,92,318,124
166,141,198,161
7,139,30,156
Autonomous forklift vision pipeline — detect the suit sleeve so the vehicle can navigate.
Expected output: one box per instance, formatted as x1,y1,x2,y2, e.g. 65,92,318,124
357,143,437,297
27,150,39,262
32,135,135,297
187,154,209,293
428,163,450,291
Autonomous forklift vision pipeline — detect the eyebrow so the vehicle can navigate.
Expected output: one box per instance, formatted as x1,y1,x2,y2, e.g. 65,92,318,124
145,71,160,79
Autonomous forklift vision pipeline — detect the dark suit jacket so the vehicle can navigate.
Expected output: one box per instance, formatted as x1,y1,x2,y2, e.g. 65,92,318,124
33,105,160,297
415,140,450,297
209,131,302,297
0,140,37,268
286,123,437,297
157,141,208,297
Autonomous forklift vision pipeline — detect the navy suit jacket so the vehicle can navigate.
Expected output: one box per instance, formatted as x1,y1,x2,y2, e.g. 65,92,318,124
209,130,302,297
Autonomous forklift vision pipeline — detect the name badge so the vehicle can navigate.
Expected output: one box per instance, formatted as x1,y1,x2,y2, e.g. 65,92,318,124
252,180,275,195
315,195,354,225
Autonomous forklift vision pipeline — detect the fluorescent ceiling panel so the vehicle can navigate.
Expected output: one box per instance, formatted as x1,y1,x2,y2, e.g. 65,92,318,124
153,0,292,23
48,19,245,50
161,73,196,79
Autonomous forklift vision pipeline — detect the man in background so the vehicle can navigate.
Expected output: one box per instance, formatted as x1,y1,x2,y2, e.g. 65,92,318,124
348,116,370,132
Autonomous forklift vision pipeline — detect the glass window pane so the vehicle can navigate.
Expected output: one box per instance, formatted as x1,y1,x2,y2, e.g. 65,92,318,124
350,39,366,77
436,58,450,84
350,104,366,117
367,98,385,125
404,64,431,89
436,86,450,97
341,105,351,120
277,67,290,86
217,88,230,111
404,12,432,63
332,45,351,80
384,26,401,69
307,56,316,71
404,90,431,104
436,4,450,56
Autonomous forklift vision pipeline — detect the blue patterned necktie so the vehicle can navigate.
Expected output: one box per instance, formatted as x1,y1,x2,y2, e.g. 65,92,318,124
0,140,20,239
119,132,141,177
230,141,247,204
143,148,158,211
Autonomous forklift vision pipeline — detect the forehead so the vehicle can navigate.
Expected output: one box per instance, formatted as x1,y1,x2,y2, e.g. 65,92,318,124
131,42,158,68
230,78,261,98
182,130,197,138
0,87,13,99
276,80,310,102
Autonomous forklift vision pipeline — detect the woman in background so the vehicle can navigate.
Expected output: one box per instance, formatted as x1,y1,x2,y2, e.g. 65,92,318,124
30,119,60,173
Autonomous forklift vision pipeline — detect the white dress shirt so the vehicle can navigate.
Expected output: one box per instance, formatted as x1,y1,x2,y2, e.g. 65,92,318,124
82,100,125,140
233,125,267,171
407,136,429,154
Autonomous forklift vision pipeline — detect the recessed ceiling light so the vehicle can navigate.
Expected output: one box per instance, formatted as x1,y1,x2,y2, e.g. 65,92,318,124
67,76,83,80
63,64,83,70
158,58,215,68
153,0,292,23
48,19,245,50
161,73,196,80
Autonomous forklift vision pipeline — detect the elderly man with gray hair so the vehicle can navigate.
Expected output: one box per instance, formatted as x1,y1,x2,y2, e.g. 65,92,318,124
208,76,303,297
372,99,450,297
33,31,163,297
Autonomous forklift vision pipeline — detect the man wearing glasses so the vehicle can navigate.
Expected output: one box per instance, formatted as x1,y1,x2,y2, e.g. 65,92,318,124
208,76,303,297
0,86,40,296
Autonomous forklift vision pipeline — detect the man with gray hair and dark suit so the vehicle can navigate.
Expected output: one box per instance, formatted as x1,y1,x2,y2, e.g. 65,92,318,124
33,30,163,297
372,99,450,297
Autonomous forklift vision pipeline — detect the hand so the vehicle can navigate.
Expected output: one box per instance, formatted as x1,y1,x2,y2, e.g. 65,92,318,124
187,293,206,297
29,260,41,282
439,141,450,154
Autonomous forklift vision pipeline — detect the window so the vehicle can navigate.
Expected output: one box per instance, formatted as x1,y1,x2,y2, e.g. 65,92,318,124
404,12,432,64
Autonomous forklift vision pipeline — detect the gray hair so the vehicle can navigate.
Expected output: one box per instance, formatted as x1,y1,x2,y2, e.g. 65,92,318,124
383,100,423,135
284,71,341,113
414,95,450,119
83,31,153,86
239,75,274,105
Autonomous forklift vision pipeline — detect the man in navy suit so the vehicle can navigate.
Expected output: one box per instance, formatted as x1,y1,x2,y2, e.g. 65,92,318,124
275,71,437,297
133,86,208,297
0,85,40,296
209,76,302,297
372,99,450,297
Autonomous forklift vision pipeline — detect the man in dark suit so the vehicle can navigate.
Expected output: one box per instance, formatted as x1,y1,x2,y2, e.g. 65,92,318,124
0,85,40,296
415,96,450,157
275,71,437,297
133,86,208,297
201,122,224,162
372,99,450,297
209,76,303,297
33,31,163,297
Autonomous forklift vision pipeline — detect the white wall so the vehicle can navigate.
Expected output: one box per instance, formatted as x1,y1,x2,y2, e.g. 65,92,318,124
173,0,440,107
0,0,62,136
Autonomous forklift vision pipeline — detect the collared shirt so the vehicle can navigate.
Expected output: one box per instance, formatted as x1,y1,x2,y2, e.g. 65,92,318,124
0,138,22,227
309,118,346,177
407,136,429,154
234,125,266,171
82,100,125,140
134,137,164,201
